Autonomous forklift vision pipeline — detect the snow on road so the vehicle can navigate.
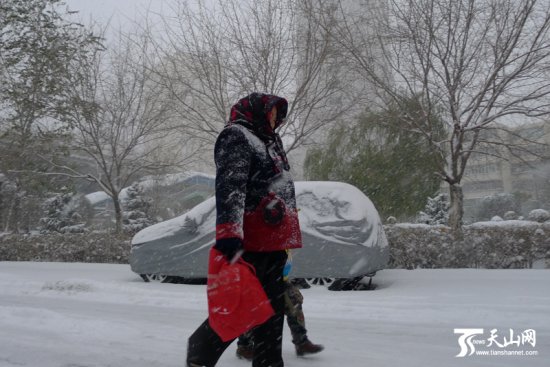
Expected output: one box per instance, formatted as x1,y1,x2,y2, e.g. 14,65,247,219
0,262,548,367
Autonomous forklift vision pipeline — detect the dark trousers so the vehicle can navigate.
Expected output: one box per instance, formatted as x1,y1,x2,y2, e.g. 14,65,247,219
187,250,288,367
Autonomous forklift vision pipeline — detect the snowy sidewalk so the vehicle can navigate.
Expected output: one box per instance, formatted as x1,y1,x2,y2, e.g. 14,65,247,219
0,262,548,367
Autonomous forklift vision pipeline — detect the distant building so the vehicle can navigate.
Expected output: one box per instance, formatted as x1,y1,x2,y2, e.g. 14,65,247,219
460,122,550,220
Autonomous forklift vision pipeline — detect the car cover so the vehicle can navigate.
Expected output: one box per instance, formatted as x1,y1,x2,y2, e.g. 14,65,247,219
206,248,274,341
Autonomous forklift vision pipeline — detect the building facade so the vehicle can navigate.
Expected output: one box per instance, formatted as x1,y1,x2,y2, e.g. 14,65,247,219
461,122,550,220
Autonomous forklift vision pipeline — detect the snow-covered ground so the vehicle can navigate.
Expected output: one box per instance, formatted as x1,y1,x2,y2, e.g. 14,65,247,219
0,262,548,367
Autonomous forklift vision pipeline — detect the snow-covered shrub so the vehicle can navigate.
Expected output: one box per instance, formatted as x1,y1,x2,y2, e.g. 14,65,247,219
476,193,520,221
491,215,503,221
386,216,397,224
122,183,154,233
39,189,86,234
386,222,550,269
504,211,518,220
385,224,456,268
0,232,130,263
417,193,449,225
528,209,550,223
61,224,87,234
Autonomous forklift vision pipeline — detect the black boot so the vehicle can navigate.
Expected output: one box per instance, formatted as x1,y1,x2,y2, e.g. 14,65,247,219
295,338,324,356
236,344,254,361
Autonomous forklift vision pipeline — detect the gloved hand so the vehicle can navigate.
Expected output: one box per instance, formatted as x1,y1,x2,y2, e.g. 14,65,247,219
214,237,244,264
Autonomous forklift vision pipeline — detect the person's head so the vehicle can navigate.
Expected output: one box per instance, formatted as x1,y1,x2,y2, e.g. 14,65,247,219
228,93,288,139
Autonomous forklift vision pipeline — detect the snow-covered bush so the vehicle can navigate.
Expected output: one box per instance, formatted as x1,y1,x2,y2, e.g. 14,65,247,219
417,193,449,225
386,222,550,269
0,232,130,263
61,224,88,233
528,209,550,223
39,189,86,234
491,215,503,221
504,211,518,220
476,193,520,221
122,183,154,233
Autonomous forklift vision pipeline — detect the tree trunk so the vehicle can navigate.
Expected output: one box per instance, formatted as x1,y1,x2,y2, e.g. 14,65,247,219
112,195,123,234
4,185,22,234
0,181,3,231
4,197,14,233
448,183,464,239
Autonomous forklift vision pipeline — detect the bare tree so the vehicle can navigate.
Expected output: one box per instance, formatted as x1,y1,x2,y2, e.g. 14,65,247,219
55,31,196,233
145,0,359,154
0,0,100,232
321,0,550,235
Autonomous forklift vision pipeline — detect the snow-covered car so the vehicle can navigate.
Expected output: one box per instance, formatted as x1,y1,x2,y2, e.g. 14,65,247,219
130,181,389,290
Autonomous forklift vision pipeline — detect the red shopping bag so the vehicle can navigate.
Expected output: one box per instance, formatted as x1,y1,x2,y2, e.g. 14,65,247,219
207,248,274,342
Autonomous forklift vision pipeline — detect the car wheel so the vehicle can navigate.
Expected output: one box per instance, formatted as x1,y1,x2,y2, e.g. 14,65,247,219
140,273,172,283
328,276,377,291
305,277,335,287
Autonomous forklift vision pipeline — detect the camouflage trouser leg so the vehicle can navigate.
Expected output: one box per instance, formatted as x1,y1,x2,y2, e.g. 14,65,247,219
284,282,308,345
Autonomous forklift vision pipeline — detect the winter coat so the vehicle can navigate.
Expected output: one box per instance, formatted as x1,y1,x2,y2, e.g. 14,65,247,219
214,93,302,252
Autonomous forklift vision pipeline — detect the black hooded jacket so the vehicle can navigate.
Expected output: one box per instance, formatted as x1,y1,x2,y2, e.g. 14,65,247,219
214,93,302,254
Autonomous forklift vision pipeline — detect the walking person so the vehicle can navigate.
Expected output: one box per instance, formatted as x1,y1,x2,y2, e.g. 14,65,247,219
236,281,325,360
236,253,324,361
186,93,302,367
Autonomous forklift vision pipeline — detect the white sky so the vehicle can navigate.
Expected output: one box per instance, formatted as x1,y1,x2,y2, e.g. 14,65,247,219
64,0,170,37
